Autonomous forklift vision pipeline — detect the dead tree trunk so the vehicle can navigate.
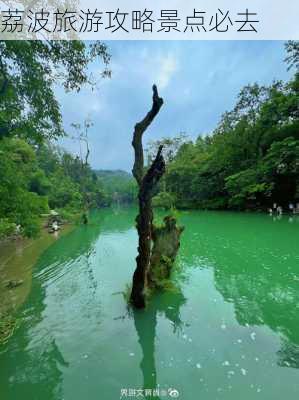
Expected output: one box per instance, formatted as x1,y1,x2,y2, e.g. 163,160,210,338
130,85,165,308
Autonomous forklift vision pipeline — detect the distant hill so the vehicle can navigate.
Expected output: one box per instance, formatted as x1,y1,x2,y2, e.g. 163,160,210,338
95,169,132,182
94,169,137,203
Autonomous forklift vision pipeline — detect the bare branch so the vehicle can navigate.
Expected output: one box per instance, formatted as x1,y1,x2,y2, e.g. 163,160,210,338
140,145,165,200
132,85,164,186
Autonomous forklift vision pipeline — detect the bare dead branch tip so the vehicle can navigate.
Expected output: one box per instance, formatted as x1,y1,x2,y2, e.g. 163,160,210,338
132,85,164,186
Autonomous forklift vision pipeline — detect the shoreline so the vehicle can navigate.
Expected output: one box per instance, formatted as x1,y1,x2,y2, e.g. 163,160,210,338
0,223,75,318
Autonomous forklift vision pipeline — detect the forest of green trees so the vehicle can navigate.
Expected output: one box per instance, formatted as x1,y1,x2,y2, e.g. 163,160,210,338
0,139,111,237
0,40,298,239
0,41,113,238
152,42,299,211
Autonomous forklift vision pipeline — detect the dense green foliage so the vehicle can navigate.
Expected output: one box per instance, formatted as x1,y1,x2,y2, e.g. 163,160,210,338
153,44,299,211
0,139,107,238
0,40,110,238
0,40,110,141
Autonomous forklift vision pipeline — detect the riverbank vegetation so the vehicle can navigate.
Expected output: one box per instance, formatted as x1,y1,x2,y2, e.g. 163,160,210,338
150,42,299,211
0,40,113,238
0,139,111,238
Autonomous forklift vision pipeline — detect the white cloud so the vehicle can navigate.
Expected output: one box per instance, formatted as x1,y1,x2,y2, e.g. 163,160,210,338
156,53,178,90
134,47,179,90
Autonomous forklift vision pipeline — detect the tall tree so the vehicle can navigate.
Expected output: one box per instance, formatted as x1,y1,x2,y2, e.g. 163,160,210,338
0,40,110,142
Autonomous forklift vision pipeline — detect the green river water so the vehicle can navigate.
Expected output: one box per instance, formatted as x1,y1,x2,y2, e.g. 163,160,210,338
0,207,299,400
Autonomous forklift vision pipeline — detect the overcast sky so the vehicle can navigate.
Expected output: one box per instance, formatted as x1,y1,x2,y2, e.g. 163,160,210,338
57,41,291,172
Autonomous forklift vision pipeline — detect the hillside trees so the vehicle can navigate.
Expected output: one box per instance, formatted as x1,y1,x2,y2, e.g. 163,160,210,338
154,42,299,211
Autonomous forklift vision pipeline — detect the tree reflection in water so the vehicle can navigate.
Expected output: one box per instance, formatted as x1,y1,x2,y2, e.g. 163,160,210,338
133,289,186,399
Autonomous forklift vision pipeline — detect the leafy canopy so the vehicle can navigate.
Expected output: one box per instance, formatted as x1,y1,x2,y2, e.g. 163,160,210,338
0,40,110,141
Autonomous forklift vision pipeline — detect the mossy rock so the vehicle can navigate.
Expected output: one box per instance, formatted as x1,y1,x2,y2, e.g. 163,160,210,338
148,215,184,288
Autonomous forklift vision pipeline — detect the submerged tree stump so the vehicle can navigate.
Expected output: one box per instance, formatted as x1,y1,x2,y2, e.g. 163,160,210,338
130,85,184,308
148,216,184,288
